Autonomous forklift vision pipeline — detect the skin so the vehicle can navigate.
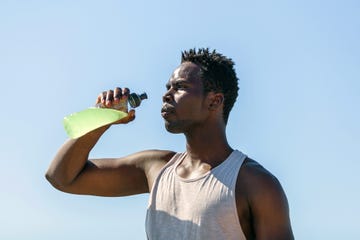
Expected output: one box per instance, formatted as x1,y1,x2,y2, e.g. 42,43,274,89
46,62,294,239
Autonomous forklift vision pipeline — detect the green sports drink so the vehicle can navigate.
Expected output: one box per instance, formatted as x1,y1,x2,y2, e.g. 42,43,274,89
63,92,147,139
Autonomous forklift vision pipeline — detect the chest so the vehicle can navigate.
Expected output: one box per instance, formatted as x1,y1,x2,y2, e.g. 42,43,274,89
152,169,238,221
146,152,248,239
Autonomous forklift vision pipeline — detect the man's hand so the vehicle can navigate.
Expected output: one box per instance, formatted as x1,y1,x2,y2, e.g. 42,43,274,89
95,87,136,124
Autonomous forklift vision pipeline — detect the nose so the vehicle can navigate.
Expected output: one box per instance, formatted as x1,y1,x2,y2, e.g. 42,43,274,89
162,89,172,103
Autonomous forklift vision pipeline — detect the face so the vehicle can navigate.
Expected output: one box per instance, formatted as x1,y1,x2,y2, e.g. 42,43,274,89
161,62,210,133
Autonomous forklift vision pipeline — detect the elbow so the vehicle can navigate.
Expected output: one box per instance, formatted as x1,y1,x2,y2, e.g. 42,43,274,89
45,168,53,184
45,172,77,195
45,171,61,189
45,170,70,190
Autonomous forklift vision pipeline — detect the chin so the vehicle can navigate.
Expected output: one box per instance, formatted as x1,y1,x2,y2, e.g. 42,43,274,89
164,122,184,134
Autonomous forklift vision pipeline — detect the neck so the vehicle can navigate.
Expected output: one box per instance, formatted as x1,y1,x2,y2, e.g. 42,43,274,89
184,122,233,165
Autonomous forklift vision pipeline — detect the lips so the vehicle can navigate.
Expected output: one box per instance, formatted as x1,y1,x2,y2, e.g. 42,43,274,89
161,104,175,118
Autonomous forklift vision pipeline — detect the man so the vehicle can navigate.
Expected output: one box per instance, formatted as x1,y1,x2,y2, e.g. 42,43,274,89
46,48,294,239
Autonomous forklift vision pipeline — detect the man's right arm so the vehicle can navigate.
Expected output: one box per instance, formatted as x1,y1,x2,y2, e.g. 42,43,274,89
45,124,112,192
45,121,175,196
45,87,175,196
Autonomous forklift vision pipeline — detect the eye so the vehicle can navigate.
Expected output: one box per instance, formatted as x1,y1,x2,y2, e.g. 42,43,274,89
175,82,186,90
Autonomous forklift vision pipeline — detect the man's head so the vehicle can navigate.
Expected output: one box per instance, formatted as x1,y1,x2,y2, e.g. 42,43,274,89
181,48,239,124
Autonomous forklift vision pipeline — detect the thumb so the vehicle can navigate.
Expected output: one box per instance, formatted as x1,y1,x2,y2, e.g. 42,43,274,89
115,109,136,124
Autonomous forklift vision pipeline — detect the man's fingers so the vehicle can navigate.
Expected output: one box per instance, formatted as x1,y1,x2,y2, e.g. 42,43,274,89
123,87,130,97
96,93,103,104
101,91,107,103
106,90,114,107
114,87,122,103
95,87,130,110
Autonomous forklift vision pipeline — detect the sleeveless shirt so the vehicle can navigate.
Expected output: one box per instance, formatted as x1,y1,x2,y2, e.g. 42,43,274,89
145,150,247,240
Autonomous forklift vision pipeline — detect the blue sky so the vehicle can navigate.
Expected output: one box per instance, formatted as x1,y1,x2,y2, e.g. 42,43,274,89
1,0,359,239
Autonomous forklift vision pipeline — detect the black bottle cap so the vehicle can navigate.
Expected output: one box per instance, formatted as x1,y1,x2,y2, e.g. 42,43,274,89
128,92,148,108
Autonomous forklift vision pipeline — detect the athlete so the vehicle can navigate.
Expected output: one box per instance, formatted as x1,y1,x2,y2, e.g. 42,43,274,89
46,48,294,239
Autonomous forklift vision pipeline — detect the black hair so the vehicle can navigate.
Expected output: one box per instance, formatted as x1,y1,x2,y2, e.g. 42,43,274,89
181,48,239,124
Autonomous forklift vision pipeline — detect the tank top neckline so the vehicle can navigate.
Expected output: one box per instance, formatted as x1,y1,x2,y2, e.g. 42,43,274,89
173,150,239,183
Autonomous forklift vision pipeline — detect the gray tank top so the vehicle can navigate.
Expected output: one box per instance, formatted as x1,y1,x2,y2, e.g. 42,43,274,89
145,150,247,240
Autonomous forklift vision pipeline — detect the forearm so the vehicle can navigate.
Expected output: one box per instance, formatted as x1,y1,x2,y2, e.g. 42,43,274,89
45,125,110,187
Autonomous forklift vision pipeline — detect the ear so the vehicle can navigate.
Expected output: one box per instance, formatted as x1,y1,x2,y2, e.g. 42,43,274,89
208,93,224,111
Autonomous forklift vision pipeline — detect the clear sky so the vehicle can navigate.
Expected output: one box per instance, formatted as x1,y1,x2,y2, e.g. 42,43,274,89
1,0,359,239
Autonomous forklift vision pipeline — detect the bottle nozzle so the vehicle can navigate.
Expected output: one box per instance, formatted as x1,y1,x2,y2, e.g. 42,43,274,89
139,93,148,100
128,92,148,108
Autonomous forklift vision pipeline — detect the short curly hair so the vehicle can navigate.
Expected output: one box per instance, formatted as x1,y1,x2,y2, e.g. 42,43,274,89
181,48,239,124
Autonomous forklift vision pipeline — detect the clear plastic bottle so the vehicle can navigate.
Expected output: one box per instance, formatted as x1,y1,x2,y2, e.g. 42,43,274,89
63,92,147,139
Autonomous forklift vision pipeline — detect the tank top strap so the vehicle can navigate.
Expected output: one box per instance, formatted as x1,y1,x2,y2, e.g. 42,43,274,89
211,150,247,189
149,152,185,193
163,152,185,170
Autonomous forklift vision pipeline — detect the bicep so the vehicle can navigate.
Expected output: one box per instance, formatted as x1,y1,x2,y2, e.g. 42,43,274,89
53,150,175,197
56,157,149,197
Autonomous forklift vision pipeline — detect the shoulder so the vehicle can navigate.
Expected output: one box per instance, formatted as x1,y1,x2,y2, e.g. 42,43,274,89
238,158,281,188
237,157,287,207
133,149,177,189
129,149,176,171
133,149,177,162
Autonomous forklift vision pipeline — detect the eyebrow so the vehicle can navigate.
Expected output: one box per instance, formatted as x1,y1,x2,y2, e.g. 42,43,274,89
166,79,189,89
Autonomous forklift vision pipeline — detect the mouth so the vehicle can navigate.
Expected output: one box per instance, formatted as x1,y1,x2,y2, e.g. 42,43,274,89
161,104,175,118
